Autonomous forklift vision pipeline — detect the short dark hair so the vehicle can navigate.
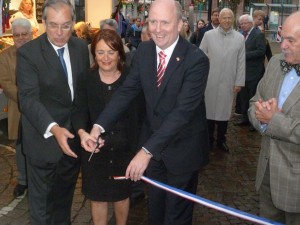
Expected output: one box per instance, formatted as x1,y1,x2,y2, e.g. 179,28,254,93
90,29,126,72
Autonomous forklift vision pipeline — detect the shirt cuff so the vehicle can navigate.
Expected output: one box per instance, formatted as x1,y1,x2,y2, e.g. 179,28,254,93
260,123,268,133
44,122,57,139
93,124,105,133
142,147,153,157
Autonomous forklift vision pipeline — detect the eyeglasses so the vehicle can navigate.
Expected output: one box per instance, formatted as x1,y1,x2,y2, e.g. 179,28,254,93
46,22,73,31
13,32,31,38
96,50,117,57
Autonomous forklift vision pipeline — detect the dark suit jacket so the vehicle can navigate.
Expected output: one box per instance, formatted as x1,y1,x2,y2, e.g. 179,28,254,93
195,23,214,47
17,33,90,163
245,27,266,81
96,37,210,174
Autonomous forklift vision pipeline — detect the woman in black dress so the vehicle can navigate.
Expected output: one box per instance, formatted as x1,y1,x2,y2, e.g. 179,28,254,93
73,29,142,225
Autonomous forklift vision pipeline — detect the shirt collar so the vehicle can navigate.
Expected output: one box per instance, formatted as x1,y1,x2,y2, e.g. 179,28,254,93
156,36,179,57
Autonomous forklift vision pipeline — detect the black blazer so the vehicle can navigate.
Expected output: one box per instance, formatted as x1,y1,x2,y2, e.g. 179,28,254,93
245,27,266,81
17,33,90,163
195,23,214,47
96,37,210,174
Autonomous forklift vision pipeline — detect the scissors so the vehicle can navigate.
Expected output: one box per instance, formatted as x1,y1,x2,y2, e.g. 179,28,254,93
88,134,102,162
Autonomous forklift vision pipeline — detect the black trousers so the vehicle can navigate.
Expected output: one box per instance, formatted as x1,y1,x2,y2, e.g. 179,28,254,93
239,79,260,121
26,149,80,225
146,159,199,225
207,119,228,144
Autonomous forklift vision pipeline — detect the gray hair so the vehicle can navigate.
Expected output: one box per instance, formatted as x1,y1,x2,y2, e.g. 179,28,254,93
11,18,32,34
42,0,75,22
239,14,254,24
100,19,118,30
219,8,234,19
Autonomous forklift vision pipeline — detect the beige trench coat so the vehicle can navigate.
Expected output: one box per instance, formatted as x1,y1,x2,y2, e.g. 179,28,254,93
0,46,20,140
200,27,245,121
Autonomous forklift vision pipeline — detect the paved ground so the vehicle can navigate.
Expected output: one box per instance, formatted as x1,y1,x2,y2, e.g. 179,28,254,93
0,41,281,225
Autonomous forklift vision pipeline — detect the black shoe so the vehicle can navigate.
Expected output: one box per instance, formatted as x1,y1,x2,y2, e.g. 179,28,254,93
234,119,249,126
217,142,229,152
13,184,27,197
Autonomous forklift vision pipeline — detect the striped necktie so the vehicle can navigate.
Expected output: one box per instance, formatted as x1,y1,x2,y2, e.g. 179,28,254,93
157,51,166,88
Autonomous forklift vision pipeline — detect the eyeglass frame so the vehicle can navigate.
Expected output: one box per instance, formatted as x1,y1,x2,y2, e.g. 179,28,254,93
46,22,73,31
13,32,32,38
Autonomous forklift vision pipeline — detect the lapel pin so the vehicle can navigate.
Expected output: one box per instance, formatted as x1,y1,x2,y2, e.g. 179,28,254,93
176,57,180,61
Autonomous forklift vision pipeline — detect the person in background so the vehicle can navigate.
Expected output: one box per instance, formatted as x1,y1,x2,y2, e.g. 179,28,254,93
248,11,300,225
80,0,209,224
200,8,245,152
125,17,142,50
253,10,273,61
9,0,39,37
252,10,265,32
73,29,143,225
74,21,92,44
196,7,220,46
100,18,130,54
17,0,90,224
234,14,266,131
0,18,32,197
180,20,192,41
190,19,205,45
264,13,269,30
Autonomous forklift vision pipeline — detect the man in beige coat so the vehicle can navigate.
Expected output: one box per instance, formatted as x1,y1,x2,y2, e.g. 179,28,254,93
248,11,300,225
0,18,32,197
200,8,245,152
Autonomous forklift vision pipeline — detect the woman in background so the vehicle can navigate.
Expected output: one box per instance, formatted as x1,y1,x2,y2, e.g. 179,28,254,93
10,0,39,36
74,21,92,44
190,19,206,45
180,20,192,41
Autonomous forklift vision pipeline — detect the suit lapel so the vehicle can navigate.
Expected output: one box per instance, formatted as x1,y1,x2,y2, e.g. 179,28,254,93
41,34,68,84
68,37,78,91
245,28,256,45
273,54,300,112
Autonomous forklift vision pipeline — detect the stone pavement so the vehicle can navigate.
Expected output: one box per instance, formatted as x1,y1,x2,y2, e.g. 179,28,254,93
0,41,281,225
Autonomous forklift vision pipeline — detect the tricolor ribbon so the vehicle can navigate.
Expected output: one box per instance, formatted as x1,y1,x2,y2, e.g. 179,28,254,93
114,176,283,225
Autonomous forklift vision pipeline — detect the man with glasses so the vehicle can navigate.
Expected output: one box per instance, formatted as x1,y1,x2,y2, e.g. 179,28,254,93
16,0,89,224
235,14,266,130
0,18,32,198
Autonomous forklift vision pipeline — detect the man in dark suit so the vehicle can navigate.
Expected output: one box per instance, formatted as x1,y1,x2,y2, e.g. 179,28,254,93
195,7,220,47
17,0,89,224
235,14,266,128
81,0,209,224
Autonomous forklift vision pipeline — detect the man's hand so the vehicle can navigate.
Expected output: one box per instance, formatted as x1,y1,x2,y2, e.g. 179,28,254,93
125,149,152,181
255,98,281,124
234,86,242,93
78,128,104,153
51,125,77,158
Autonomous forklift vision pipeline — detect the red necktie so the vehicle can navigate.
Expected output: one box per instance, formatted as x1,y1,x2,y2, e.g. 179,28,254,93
157,51,166,88
243,31,248,40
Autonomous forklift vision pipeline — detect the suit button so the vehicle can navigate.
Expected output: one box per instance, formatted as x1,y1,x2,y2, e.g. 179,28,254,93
111,131,114,135
110,160,113,164
110,147,114,151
